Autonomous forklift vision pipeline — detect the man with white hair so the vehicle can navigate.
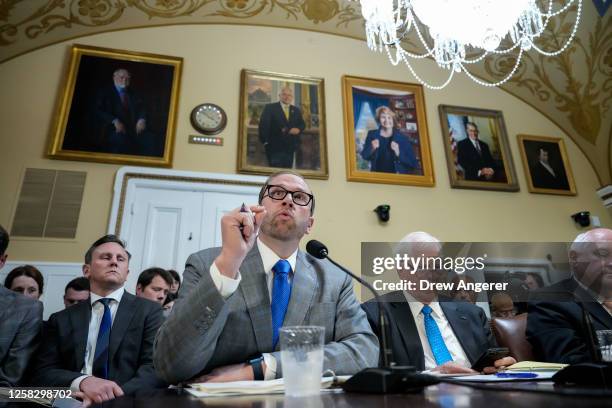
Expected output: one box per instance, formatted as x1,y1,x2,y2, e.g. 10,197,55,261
362,231,515,374
527,228,612,364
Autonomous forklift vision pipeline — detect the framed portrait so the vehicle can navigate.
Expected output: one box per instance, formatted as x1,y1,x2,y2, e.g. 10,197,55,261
439,105,519,191
517,134,576,195
237,69,328,179
342,75,434,187
48,44,183,167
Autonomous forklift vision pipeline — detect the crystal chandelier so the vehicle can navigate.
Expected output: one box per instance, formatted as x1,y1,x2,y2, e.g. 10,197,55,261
354,0,582,89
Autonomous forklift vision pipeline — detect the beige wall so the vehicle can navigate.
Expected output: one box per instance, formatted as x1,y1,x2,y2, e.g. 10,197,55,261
0,25,608,276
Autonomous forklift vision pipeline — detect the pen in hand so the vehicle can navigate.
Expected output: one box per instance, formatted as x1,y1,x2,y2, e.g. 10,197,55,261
239,203,249,239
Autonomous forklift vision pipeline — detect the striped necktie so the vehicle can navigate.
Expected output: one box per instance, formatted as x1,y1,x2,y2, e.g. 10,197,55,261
271,259,292,348
92,298,112,379
422,305,453,366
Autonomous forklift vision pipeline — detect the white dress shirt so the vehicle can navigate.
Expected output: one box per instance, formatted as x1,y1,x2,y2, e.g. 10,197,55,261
539,160,557,177
70,287,125,392
403,293,470,370
209,238,298,380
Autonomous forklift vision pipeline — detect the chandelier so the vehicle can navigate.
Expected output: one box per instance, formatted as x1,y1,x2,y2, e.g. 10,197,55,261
354,0,582,89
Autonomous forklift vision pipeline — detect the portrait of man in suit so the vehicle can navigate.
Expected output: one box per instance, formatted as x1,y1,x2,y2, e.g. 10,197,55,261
239,70,328,177
258,87,306,168
53,46,181,166
155,171,378,384
362,231,515,374
29,235,166,405
526,143,570,191
456,122,498,181
527,228,612,364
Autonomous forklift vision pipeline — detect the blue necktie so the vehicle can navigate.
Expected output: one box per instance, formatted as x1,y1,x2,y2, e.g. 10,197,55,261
271,259,292,348
421,305,453,366
92,298,112,379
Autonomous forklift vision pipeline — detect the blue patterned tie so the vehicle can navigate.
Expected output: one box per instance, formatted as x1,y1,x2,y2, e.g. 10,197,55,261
92,298,112,379
421,305,453,366
271,259,292,348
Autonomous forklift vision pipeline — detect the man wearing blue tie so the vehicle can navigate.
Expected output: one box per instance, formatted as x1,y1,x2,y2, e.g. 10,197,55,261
362,232,515,374
154,171,378,384
30,235,166,405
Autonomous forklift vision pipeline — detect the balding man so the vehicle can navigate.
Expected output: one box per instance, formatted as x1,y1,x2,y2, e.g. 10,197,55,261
362,231,515,374
527,228,612,364
258,86,306,168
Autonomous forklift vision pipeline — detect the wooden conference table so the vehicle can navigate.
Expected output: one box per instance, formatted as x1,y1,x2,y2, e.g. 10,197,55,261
83,382,612,408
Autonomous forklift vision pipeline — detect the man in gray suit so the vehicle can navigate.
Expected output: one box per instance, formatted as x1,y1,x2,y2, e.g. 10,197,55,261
0,224,43,387
155,171,378,384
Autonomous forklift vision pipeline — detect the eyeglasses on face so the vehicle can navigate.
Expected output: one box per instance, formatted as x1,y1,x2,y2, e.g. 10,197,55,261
264,185,313,206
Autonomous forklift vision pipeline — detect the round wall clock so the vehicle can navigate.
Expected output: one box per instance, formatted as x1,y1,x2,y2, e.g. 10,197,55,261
190,103,227,135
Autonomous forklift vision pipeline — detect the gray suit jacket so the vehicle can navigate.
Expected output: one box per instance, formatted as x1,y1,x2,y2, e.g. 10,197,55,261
154,245,379,384
0,286,43,386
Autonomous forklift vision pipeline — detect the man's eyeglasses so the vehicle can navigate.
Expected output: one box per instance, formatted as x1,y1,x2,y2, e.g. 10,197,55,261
264,185,313,206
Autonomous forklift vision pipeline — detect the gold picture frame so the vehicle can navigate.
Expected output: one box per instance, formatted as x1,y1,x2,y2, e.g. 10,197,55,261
48,44,183,167
342,75,434,187
439,105,519,192
517,134,577,195
237,69,328,179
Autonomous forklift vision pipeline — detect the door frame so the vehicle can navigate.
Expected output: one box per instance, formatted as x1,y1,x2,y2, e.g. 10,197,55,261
109,167,267,236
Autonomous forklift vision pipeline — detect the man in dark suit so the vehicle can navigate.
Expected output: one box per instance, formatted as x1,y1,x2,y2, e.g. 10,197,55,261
527,228,612,364
95,68,149,155
154,171,378,384
530,146,569,190
0,224,43,387
362,232,515,374
456,122,497,181
258,87,306,168
29,235,165,405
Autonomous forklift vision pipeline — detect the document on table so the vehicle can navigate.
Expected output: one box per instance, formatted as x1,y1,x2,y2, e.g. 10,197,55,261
187,377,337,397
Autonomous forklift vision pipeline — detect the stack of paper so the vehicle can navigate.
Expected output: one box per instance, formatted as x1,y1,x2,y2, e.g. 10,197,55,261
187,377,336,397
504,361,568,372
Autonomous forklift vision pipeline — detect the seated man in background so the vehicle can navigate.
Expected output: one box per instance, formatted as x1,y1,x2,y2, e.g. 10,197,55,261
0,224,43,387
490,292,517,319
527,228,612,364
154,171,378,384
136,267,173,306
30,235,166,405
362,231,515,374
64,277,90,308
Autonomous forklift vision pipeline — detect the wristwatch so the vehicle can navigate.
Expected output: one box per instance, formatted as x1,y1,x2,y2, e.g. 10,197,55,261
248,356,264,381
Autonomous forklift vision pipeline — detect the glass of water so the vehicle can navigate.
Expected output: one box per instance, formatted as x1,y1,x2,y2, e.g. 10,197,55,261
596,330,612,362
280,326,325,397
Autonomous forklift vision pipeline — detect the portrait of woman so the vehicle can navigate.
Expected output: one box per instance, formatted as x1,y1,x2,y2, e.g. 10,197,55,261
342,76,434,187
361,106,418,174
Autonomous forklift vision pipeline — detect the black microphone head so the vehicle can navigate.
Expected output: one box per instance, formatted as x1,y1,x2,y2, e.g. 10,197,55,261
306,240,328,259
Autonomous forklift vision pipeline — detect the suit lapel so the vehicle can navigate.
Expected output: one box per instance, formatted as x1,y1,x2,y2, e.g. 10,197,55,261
109,292,137,363
574,285,612,329
282,251,317,331
239,246,273,352
70,301,91,371
390,300,425,370
441,302,479,363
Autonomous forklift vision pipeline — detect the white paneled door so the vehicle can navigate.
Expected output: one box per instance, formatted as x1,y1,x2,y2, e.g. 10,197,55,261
111,169,265,293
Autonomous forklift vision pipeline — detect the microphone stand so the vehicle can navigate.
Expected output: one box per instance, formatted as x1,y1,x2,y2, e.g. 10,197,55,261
321,255,439,393
551,291,612,388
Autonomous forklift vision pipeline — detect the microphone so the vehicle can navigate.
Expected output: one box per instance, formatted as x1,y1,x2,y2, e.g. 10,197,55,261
306,240,439,393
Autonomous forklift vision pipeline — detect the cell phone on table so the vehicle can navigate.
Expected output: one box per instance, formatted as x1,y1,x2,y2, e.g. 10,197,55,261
471,347,510,372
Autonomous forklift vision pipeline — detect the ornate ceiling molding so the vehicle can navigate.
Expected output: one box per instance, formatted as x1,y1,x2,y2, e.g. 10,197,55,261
1,1,609,185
